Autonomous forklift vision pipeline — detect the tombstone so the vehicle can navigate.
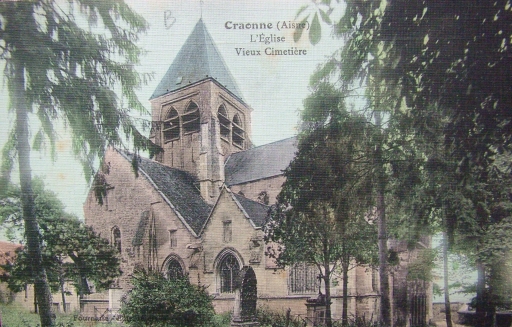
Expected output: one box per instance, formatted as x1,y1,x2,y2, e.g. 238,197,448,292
231,266,259,327
305,293,326,327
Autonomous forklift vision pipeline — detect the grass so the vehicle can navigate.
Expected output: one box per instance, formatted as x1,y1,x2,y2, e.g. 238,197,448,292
0,303,126,327
0,303,392,327
0,303,232,327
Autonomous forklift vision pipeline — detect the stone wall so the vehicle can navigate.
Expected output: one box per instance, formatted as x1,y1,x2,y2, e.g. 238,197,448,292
83,149,198,290
432,302,465,323
201,190,287,298
83,150,381,320
228,175,286,204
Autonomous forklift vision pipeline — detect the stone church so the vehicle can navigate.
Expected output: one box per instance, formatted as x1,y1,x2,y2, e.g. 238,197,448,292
84,19,431,323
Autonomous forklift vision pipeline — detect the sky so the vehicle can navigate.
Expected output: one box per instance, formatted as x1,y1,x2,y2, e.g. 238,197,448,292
0,0,342,221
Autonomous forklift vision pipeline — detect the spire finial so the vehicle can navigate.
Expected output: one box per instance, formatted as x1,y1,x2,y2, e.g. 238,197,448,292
200,0,204,18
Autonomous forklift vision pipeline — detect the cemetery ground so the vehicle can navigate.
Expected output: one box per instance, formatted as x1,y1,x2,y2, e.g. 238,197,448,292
0,303,471,327
0,303,126,327
0,303,233,327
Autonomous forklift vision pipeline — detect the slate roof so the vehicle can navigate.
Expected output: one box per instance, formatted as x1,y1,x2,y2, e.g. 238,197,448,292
121,152,212,236
224,136,298,186
232,193,269,228
150,18,244,101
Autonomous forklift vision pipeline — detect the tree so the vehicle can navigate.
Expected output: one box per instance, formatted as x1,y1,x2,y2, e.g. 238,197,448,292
432,237,477,327
295,1,512,325
0,177,70,243
0,1,158,325
120,269,215,327
0,179,121,312
5,217,122,311
265,84,378,327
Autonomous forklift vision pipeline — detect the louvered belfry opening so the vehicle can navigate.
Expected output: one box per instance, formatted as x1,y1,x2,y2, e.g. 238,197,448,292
163,108,180,142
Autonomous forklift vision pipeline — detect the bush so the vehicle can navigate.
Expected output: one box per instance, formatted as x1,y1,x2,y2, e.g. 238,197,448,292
256,307,389,327
211,312,231,327
120,269,215,327
256,307,305,327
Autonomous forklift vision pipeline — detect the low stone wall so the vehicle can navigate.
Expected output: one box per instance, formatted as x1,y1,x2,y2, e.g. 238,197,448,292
432,302,465,322
457,309,512,327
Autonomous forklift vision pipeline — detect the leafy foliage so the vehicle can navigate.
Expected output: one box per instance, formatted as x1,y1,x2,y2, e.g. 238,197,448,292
265,84,379,326
265,84,378,265
0,179,122,295
0,177,68,242
120,269,215,327
3,218,122,295
406,248,437,282
256,307,304,327
433,241,476,299
0,1,160,178
294,0,512,322
1,1,159,324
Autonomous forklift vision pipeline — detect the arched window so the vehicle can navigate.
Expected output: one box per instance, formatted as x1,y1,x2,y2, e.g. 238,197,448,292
111,227,122,253
218,105,230,140
163,108,180,142
165,258,184,280
232,114,244,148
218,252,240,293
182,102,200,134
288,263,319,294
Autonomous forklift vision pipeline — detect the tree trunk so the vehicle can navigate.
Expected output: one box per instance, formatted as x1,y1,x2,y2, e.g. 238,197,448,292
342,257,349,326
475,261,486,326
59,268,67,313
324,259,333,327
12,57,55,327
375,111,392,327
443,232,453,327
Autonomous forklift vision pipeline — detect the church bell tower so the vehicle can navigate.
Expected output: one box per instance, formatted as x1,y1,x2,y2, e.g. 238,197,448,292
149,19,252,203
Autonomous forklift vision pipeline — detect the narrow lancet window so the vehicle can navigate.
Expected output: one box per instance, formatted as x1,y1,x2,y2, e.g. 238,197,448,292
163,108,180,142
218,105,231,140
112,227,122,253
232,114,244,148
219,253,240,293
166,258,184,279
182,102,200,134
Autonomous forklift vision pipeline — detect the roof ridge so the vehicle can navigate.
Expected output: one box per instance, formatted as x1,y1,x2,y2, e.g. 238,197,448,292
200,19,212,80
116,149,197,179
242,135,297,151
201,19,244,100
224,136,298,186
225,135,297,163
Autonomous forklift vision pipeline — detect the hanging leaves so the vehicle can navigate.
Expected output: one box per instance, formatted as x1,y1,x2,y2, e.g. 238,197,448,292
309,13,321,45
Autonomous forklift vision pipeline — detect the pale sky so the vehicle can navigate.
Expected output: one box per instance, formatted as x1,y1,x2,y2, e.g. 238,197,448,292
0,0,342,221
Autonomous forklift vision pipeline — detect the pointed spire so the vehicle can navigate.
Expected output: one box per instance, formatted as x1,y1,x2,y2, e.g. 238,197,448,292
150,19,244,101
